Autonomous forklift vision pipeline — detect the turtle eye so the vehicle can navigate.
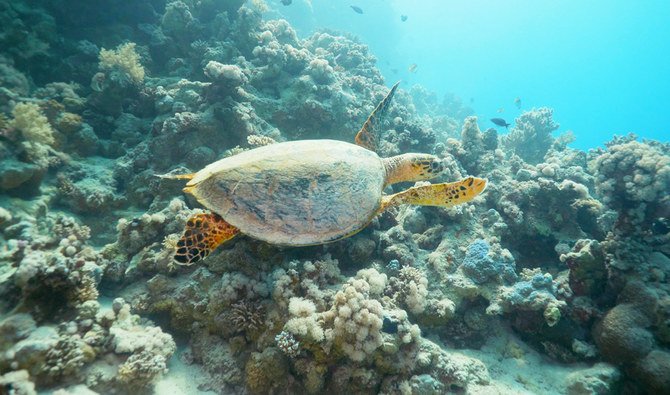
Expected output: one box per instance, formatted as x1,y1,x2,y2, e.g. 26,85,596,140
431,160,443,172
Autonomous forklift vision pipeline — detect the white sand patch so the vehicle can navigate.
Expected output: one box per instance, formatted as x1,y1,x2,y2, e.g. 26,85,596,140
154,347,216,395
433,323,590,394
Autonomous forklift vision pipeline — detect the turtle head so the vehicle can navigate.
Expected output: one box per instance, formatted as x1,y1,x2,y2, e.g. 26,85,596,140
383,153,446,185
427,156,446,175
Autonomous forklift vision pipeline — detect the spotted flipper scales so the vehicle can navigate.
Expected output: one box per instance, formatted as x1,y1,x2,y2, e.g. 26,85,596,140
380,177,488,211
174,212,239,265
355,81,400,152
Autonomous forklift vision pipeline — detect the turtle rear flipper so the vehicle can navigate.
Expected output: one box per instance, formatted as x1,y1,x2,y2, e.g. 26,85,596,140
174,212,239,265
355,81,400,152
380,177,487,211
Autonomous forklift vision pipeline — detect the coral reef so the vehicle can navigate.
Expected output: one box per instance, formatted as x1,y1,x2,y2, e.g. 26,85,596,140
503,107,559,164
1,0,668,393
98,43,145,87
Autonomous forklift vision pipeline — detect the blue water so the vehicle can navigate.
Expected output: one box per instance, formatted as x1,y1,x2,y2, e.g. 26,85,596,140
271,0,670,149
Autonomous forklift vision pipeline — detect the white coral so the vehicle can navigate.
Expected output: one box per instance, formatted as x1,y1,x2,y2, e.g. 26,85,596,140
306,58,334,84
326,279,384,361
355,268,387,296
284,297,324,342
204,61,247,87
11,102,55,146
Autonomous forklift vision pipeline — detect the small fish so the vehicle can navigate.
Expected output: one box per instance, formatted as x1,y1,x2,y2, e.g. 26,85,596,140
401,15,408,22
408,63,418,73
491,118,511,129
281,0,292,5
514,96,521,109
497,107,504,113
391,68,398,74
351,5,363,14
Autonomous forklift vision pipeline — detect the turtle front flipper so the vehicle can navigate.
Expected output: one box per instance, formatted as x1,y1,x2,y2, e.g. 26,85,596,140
174,212,239,265
379,177,488,211
355,81,400,152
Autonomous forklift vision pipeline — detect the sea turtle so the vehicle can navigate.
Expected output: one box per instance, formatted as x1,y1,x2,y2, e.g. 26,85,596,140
164,82,487,265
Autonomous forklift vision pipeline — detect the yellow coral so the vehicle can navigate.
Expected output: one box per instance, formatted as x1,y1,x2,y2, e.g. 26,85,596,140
11,102,55,146
99,42,145,85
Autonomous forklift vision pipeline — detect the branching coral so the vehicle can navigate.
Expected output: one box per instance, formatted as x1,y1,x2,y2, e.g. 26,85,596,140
229,300,265,332
589,137,670,230
275,330,300,358
204,61,248,89
11,102,55,146
98,42,145,86
503,107,559,164
284,297,324,342
325,276,385,362
386,266,428,314
111,300,176,390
